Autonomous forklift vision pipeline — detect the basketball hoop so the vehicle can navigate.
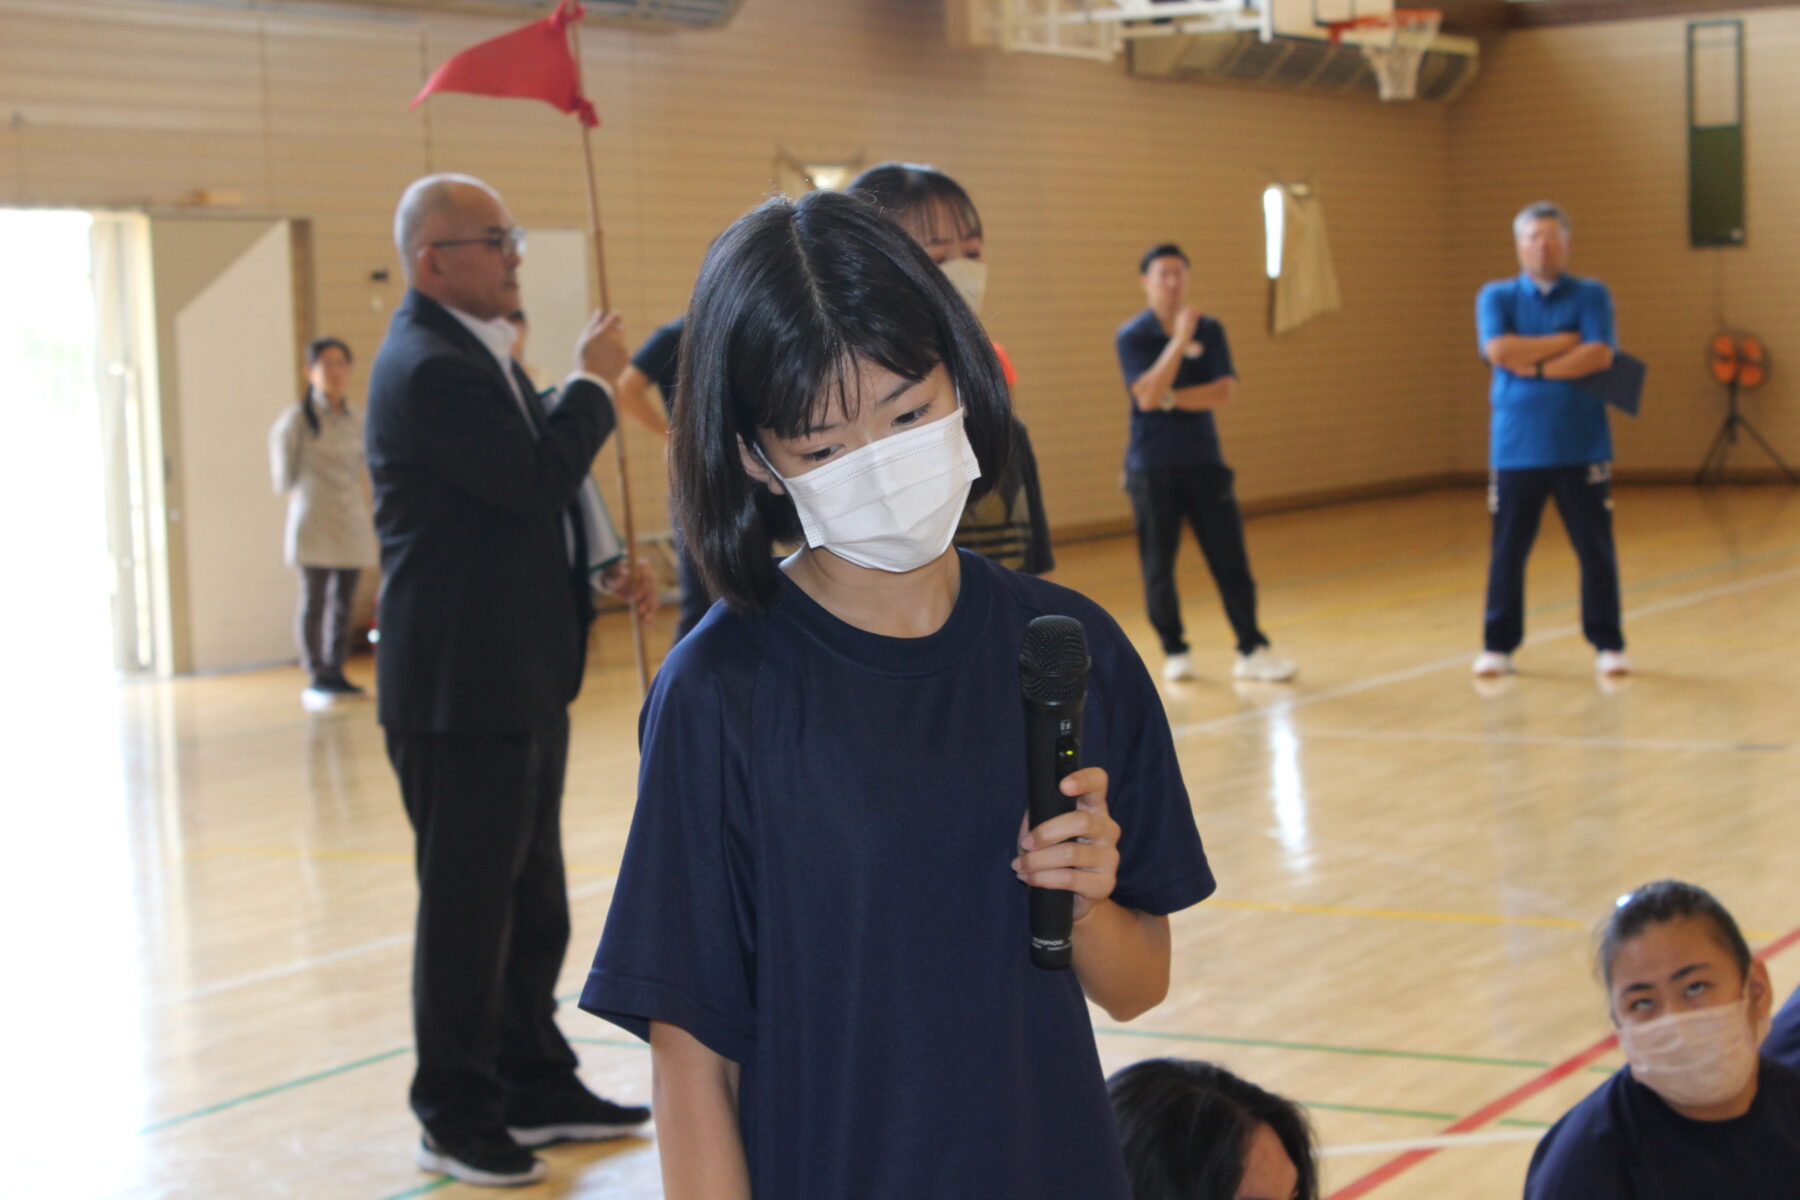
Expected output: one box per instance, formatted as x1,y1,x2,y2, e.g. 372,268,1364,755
1324,9,1442,101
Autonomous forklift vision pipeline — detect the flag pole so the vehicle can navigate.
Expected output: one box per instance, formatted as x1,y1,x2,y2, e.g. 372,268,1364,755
567,15,650,696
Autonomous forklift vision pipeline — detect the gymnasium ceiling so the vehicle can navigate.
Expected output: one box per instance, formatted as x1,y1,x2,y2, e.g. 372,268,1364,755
314,0,1800,36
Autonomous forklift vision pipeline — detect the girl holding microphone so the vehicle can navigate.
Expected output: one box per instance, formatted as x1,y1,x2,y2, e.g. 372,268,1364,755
582,191,1212,1198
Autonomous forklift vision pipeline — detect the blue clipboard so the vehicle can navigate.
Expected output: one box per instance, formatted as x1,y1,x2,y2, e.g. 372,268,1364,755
1583,351,1646,416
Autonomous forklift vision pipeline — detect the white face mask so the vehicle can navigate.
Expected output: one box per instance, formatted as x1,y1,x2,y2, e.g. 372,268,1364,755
1618,997,1767,1110
939,257,988,317
759,406,980,573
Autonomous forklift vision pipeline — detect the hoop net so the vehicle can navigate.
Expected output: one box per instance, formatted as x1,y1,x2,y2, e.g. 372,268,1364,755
1325,9,1442,101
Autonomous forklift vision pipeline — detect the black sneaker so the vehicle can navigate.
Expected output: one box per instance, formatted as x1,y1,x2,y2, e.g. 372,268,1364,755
505,1085,650,1148
416,1131,546,1187
322,673,367,697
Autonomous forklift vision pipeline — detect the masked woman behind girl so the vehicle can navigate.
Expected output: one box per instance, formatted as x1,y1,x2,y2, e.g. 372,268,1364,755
581,191,1213,1198
1524,880,1800,1198
847,162,1054,577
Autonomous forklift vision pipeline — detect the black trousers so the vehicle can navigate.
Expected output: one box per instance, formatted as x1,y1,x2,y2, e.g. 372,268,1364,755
296,566,359,683
1483,464,1624,654
1126,466,1268,656
385,716,581,1142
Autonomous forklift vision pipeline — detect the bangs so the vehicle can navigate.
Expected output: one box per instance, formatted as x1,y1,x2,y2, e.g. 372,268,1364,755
902,194,983,248
846,162,984,247
724,205,952,441
739,333,944,443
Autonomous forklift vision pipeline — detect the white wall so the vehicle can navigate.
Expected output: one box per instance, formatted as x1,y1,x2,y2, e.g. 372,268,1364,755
169,220,298,672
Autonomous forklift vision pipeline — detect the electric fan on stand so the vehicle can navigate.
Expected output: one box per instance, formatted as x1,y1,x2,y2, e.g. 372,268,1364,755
1696,332,1797,485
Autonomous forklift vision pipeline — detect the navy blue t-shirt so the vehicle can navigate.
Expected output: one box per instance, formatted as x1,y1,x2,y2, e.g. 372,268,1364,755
582,551,1214,1199
629,314,683,410
1475,273,1617,470
1115,308,1234,473
1524,1061,1800,1199
1768,987,1800,1073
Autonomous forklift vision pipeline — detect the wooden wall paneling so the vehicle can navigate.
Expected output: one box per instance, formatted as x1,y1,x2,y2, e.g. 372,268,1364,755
0,0,1497,549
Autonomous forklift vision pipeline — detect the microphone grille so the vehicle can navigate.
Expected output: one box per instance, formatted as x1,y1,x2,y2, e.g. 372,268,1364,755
1020,615,1090,705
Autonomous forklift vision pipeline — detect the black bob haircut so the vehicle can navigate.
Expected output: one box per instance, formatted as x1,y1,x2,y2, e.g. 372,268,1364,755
1596,879,1753,988
300,336,353,435
1108,1058,1319,1200
1139,243,1190,275
672,189,1012,613
845,161,984,246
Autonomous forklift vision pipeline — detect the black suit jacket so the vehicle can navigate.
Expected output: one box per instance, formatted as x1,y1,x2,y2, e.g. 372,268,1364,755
366,290,614,733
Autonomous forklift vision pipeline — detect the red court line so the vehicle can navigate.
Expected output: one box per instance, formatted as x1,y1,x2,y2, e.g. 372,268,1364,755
1326,921,1800,1200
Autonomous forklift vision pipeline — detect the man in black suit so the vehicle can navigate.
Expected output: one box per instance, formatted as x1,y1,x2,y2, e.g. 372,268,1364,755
367,173,654,1187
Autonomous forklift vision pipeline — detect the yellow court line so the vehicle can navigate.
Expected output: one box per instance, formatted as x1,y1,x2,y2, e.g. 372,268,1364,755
182,852,1778,937
184,845,616,874
1209,897,1777,940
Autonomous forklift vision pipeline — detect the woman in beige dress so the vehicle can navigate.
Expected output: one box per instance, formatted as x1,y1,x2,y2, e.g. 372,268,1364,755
269,337,378,709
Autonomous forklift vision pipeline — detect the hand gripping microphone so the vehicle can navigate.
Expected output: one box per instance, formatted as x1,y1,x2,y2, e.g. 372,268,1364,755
1019,615,1090,970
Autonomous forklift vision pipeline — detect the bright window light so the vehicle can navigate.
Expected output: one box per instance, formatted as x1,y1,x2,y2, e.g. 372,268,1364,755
1262,185,1284,280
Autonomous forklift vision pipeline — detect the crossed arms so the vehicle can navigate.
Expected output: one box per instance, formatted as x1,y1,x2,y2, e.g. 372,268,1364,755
1483,331,1614,381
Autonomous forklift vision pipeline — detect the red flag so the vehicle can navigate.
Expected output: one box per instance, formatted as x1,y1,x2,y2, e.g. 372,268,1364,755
411,0,598,127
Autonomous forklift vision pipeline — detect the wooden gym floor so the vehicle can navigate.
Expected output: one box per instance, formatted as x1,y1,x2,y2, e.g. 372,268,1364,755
34,484,1800,1199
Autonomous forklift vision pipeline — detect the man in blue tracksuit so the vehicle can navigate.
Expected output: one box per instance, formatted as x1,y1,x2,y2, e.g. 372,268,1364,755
1474,202,1628,679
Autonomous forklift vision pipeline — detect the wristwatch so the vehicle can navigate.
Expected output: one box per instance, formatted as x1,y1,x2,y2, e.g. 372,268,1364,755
1160,391,1176,411
1533,361,1545,380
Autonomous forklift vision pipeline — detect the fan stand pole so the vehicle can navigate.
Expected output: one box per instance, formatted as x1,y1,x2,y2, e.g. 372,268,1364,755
1695,378,1800,485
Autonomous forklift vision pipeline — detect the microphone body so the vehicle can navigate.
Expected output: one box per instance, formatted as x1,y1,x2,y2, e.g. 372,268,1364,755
1019,616,1091,970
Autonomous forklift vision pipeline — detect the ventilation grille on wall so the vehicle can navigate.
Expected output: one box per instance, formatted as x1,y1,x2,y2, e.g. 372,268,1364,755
1127,30,1478,102
324,0,744,29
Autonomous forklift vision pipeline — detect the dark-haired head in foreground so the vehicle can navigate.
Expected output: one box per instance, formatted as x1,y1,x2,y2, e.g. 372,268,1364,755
1107,1058,1316,1200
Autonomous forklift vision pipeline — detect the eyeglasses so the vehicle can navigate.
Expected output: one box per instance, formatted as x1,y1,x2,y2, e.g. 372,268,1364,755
427,227,527,255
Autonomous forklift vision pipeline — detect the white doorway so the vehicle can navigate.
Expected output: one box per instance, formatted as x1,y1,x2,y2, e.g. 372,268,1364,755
0,209,162,678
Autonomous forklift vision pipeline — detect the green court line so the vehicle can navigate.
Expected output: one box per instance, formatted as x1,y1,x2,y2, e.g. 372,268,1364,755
571,1025,1607,1083
378,1179,454,1200
131,1028,1559,1200
1299,1099,1549,1129
1094,1025,1554,1071
137,1046,411,1134
137,1025,1591,1142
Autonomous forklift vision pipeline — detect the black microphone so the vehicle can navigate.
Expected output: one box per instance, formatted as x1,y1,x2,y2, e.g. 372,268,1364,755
1019,614,1090,970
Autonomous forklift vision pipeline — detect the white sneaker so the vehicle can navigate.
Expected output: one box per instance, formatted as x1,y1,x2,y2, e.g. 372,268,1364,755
300,686,338,713
1471,651,1513,677
1162,652,1198,682
1234,646,1297,683
1596,650,1631,676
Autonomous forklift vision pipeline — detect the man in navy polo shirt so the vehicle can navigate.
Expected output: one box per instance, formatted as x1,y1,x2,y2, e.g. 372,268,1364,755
1116,243,1295,685
614,314,718,646
1474,202,1628,678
